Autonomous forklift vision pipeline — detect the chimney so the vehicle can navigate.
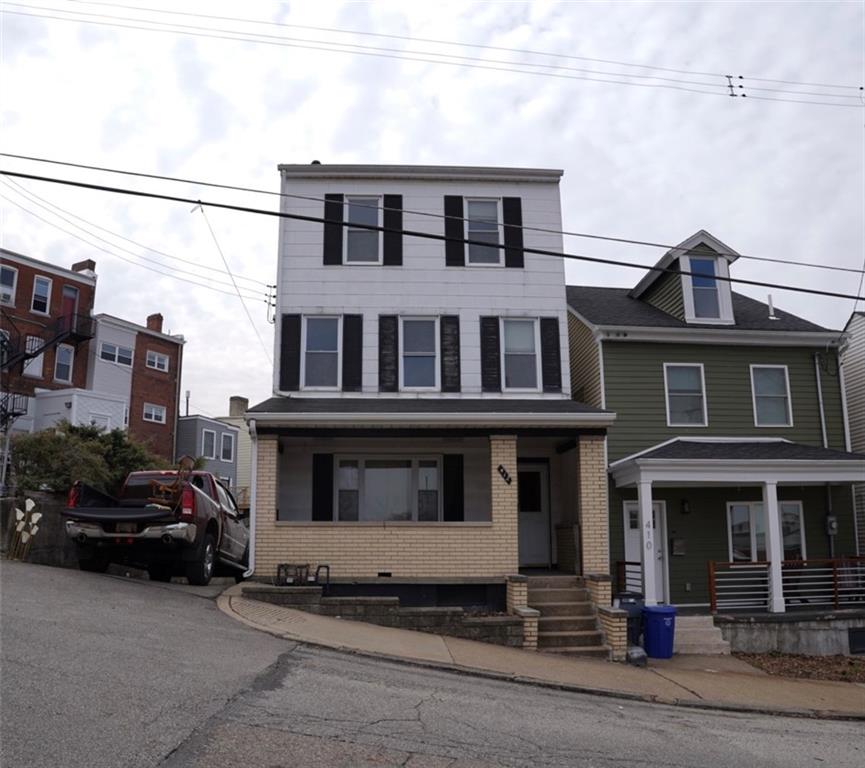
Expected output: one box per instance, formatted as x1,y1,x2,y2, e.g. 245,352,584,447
71,258,96,276
146,313,164,333
229,396,249,418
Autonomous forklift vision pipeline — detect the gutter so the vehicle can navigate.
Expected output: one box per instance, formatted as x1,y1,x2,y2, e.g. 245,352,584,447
243,418,257,579
247,410,616,428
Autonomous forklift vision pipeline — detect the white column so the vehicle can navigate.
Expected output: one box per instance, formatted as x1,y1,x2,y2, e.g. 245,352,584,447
762,481,786,613
637,480,657,606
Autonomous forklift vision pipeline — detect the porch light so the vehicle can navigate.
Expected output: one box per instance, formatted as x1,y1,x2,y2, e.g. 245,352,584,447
681,500,691,515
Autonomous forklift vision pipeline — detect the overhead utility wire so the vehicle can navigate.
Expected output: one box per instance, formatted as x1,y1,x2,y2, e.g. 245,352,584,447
7,7,861,107
0,178,265,295
0,175,268,288
0,192,265,301
3,152,862,277
66,0,862,92
3,168,862,304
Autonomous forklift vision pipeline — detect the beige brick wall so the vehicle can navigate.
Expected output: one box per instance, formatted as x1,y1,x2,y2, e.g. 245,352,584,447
253,435,520,579
521,613,538,650
597,606,628,661
506,576,528,612
578,435,610,575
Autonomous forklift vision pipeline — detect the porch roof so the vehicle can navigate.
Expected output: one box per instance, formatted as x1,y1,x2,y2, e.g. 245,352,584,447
610,438,865,487
247,396,614,430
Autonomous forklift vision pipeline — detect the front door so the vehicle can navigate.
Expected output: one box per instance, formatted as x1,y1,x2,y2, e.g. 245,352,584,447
518,462,551,567
623,501,668,603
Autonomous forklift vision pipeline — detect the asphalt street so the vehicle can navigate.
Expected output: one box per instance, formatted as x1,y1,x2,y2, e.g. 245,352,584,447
3,561,864,768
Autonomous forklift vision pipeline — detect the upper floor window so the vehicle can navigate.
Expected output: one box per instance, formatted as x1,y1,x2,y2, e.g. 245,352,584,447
54,344,74,383
202,429,216,459
345,196,381,264
143,402,166,424
221,432,235,462
100,342,133,366
751,365,792,426
23,336,44,379
689,258,720,319
663,363,707,426
1,265,17,306
400,318,438,389
502,318,540,390
303,316,340,389
465,199,502,265
31,276,52,314
146,350,169,372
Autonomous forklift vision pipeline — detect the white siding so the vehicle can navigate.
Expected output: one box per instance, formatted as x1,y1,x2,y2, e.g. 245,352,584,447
841,313,865,554
87,318,136,403
33,389,127,432
275,174,572,399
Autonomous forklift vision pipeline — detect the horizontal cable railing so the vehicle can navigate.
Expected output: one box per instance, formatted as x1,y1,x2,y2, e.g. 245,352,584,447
708,561,770,613
781,557,865,609
615,560,643,595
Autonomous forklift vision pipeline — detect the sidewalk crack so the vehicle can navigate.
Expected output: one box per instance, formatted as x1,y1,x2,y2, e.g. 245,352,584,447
649,669,704,700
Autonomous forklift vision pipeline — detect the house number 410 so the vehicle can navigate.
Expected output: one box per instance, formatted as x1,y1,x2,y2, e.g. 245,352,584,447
497,465,512,485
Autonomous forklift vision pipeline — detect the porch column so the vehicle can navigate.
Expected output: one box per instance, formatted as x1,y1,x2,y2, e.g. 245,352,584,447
490,435,519,573
637,480,658,606
577,435,609,574
762,480,786,613
252,436,279,578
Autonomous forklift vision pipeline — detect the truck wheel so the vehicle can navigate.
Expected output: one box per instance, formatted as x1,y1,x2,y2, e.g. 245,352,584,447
186,533,215,586
79,554,110,573
147,564,174,583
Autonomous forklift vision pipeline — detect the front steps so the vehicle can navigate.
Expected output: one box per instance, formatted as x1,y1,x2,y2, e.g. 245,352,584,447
674,614,731,655
527,575,609,658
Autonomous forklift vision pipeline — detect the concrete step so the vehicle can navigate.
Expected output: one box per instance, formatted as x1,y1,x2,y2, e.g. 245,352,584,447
674,615,717,629
538,616,599,632
540,645,612,658
525,575,584,589
675,627,725,641
675,641,731,655
527,588,590,603
673,615,730,654
537,630,605,648
530,601,595,617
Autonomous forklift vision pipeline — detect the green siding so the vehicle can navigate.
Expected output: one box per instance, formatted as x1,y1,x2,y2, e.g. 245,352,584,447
642,270,684,320
610,483,856,604
603,342,847,462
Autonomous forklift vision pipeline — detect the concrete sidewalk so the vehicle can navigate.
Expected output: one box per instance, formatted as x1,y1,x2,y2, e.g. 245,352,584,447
217,585,865,720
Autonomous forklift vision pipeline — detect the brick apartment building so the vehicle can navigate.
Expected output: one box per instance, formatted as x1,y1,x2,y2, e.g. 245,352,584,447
1,248,185,461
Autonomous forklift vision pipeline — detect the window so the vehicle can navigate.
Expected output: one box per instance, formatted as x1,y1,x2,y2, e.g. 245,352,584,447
663,363,707,426
100,343,133,366
89,414,111,431
142,403,166,424
54,344,74,382
335,456,442,522
502,318,539,390
401,318,437,389
146,350,169,372
689,258,720,319
751,365,792,426
31,276,52,314
1,265,17,305
23,336,44,379
220,432,235,462
303,316,340,388
202,429,216,459
727,501,805,562
465,199,501,265
345,196,381,263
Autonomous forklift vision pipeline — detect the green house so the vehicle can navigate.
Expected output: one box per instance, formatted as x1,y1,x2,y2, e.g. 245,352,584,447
566,230,864,614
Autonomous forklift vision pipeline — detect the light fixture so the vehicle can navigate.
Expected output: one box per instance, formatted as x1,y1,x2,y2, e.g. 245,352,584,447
681,500,691,515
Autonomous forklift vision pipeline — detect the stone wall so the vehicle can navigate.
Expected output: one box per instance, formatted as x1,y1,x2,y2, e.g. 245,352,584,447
716,611,865,656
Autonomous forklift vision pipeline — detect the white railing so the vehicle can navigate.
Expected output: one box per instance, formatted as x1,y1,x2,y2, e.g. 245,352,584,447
615,561,643,594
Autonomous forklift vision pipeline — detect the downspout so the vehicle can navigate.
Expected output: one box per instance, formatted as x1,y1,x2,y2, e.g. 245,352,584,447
814,352,834,558
243,417,257,578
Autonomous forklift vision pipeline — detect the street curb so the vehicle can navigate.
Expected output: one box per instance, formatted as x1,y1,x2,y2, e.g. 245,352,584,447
216,591,865,723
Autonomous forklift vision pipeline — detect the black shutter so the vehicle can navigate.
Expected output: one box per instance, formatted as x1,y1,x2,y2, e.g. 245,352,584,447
442,454,464,522
378,315,399,392
342,314,363,392
540,317,562,393
279,314,301,391
479,316,501,392
323,193,344,265
311,454,333,521
502,197,524,269
382,194,403,266
444,196,465,267
440,315,461,393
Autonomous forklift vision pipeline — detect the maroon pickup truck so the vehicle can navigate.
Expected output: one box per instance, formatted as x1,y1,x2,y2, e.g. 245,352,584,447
63,470,249,586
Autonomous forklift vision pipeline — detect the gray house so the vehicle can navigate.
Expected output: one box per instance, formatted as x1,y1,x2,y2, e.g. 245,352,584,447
176,415,239,490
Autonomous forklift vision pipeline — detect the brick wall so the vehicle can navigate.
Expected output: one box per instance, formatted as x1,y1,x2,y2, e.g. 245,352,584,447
597,606,628,661
253,435,520,579
577,435,609,575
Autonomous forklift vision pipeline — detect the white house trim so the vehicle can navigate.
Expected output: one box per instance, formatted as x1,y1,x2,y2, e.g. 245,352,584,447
593,327,843,348
249,410,616,428
662,362,708,427
750,364,794,428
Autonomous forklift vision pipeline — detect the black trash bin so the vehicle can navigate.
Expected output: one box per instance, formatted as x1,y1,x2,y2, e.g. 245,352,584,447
614,592,645,646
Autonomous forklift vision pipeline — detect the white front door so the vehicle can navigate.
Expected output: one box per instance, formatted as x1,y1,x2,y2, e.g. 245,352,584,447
623,501,668,603
518,463,551,567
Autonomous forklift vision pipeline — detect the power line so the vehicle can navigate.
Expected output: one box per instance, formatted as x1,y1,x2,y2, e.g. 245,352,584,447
66,0,864,93
6,5,863,107
0,191,265,301
3,167,863,305
195,204,272,366
2,152,862,277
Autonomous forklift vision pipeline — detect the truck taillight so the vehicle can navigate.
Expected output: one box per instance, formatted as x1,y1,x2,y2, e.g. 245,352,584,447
180,486,195,519
67,483,80,508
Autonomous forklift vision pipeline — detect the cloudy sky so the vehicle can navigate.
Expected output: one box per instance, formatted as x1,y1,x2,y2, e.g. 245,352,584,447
1,0,863,417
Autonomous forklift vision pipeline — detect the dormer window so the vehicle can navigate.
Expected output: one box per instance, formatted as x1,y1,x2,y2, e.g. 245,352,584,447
689,258,720,319
680,250,735,325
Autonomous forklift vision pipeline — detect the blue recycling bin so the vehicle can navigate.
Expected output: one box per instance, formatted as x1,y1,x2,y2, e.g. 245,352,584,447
642,605,676,659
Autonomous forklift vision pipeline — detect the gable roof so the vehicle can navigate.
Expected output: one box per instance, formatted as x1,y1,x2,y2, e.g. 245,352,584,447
566,285,835,333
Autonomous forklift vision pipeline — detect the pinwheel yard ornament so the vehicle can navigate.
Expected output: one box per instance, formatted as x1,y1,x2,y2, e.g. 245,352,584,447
9,498,41,561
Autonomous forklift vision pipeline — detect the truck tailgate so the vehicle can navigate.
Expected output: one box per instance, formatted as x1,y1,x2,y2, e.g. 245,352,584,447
62,507,177,524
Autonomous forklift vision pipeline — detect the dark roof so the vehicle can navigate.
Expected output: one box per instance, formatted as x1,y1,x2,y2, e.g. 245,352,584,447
633,440,864,463
566,286,834,333
248,397,608,415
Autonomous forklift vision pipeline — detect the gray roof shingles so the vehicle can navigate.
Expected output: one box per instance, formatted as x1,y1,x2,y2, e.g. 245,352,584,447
635,440,864,463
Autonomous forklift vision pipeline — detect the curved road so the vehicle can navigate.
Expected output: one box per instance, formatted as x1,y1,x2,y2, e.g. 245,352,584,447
2,561,862,768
